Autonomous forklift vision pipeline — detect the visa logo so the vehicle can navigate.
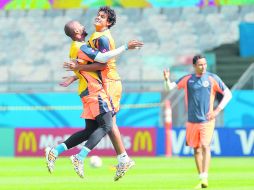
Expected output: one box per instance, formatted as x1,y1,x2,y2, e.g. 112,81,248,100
235,130,254,155
171,129,221,155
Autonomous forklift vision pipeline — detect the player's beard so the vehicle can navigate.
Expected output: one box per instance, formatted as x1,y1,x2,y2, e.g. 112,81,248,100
82,29,88,40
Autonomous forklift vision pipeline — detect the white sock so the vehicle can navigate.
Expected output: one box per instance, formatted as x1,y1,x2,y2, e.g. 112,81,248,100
202,172,208,179
199,172,208,180
117,152,129,163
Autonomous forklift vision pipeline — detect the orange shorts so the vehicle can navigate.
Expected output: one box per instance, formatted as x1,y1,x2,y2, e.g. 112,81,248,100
80,91,112,120
186,120,215,148
103,79,122,113
79,72,112,120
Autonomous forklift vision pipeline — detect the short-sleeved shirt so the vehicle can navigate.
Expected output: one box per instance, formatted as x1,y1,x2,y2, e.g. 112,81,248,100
176,72,227,123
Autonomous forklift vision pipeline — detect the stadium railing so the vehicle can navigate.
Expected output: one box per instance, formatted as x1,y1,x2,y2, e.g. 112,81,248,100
231,63,254,90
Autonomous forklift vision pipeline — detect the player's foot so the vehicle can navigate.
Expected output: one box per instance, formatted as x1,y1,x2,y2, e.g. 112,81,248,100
194,179,208,189
114,159,135,181
70,154,84,178
45,147,57,173
201,178,208,188
194,181,202,189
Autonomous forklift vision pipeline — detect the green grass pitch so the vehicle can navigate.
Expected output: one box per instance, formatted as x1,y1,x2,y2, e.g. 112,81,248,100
0,157,253,190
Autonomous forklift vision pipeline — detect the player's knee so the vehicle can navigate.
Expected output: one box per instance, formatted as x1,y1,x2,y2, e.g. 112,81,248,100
194,147,202,154
201,144,210,151
104,123,112,133
101,120,113,133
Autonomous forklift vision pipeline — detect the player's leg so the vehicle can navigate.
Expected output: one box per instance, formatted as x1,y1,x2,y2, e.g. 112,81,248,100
194,147,202,175
201,142,210,188
70,119,98,178
106,80,134,181
194,146,204,189
186,122,205,189
109,116,130,161
108,118,125,155
104,80,121,155
85,111,113,150
110,116,135,181
186,122,202,174
199,120,215,188
64,120,98,149
200,144,210,188
105,80,122,154
194,147,203,189
45,119,97,173
71,111,113,178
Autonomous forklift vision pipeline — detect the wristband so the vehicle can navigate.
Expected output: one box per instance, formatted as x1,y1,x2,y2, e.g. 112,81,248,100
125,44,128,50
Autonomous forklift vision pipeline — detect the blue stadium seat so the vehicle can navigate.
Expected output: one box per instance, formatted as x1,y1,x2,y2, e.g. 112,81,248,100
0,6,247,91
8,10,26,17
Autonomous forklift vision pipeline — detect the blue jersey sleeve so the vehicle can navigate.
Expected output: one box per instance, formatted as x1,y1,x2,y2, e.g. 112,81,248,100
97,36,110,53
80,44,99,61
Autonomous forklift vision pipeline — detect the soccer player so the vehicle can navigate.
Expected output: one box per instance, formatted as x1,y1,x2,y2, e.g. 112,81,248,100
163,55,232,189
45,20,143,178
65,7,141,181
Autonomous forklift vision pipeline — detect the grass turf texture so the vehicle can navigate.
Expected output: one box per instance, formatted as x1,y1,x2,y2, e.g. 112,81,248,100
0,157,253,190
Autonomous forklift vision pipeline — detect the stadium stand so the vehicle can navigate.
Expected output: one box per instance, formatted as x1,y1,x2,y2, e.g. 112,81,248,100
0,6,254,91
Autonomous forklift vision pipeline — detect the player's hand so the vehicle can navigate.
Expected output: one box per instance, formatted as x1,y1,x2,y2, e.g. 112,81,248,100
127,40,144,50
206,108,221,120
59,76,77,87
63,60,80,71
163,68,170,81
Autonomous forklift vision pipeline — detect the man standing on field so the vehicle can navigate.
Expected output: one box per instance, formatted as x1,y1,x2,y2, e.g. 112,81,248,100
163,55,232,189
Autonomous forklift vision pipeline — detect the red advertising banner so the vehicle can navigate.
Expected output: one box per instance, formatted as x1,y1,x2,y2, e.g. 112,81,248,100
15,128,156,157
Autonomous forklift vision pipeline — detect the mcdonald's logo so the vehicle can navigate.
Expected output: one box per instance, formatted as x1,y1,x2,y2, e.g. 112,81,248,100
133,131,153,152
17,131,37,153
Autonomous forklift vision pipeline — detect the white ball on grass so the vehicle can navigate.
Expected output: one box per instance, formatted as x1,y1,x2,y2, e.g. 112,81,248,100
90,156,102,168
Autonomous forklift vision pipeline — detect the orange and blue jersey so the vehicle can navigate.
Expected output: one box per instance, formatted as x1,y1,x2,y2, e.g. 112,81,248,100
176,72,227,123
69,41,112,118
88,29,120,81
87,30,123,114
69,41,100,95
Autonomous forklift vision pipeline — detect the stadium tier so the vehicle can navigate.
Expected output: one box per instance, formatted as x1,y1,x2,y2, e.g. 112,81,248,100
0,6,254,92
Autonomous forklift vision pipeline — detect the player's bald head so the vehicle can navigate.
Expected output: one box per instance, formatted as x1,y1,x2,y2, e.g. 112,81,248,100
64,20,87,41
64,20,78,38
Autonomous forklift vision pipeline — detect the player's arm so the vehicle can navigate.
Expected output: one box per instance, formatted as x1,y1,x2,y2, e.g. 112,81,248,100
163,68,177,91
95,40,143,63
59,75,78,87
207,75,232,120
64,40,143,71
217,88,232,111
207,88,232,120
69,61,106,71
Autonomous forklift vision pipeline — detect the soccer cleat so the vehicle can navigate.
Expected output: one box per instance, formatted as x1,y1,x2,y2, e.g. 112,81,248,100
70,154,84,178
194,181,202,189
201,178,208,188
114,159,135,181
45,147,57,173
194,179,208,189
